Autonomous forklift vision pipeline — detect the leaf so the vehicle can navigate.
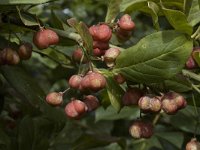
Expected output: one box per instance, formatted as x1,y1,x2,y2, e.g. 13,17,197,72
67,18,93,53
105,0,122,23
167,106,200,134
193,49,200,67
164,74,192,92
95,106,140,122
0,0,58,5
0,66,44,107
120,0,159,29
51,11,64,30
114,30,193,84
184,0,194,16
72,134,125,150
106,76,124,112
162,8,193,35
187,0,200,26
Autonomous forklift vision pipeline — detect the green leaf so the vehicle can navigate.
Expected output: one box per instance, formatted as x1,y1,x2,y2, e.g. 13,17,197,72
114,30,193,84
17,6,39,26
50,11,65,30
105,76,124,112
0,66,44,106
167,106,200,134
105,0,122,23
187,0,200,26
184,0,194,16
120,0,159,29
0,0,58,5
162,8,193,35
193,50,200,67
67,18,93,53
72,134,125,150
95,106,140,122
164,74,192,92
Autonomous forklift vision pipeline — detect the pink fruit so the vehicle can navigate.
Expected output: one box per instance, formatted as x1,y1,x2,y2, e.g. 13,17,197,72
89,24,112,42
104,48,120,63
18,42,32,60
72,48,87,63
83,95,99,111
33,28,59,49
186,138,200,150
114,73,126,84
129,120,153,139
45,92,63,106
118,14,135,31
65,99,88,119
93,41,109,50
69,75,83,89
122,88,144,106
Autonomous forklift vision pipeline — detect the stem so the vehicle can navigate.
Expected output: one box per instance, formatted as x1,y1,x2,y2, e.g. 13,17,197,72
60,88,70,95
182,69,200,82
191,26,200,39
153,113,161,126
192,92,200,138
13,32,22,43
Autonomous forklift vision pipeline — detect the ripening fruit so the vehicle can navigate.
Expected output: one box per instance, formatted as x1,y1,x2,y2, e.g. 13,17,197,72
93,48,103,56
65,99,88,119
45,92,63,106
161,91,187,114
80,72,106,92
69,74,83,89
18,42,32,60
72,48,87,63
93,41,109,50
129,120,153,139
83,95,99,111
122,87,144,106
114,73,126,84
33,28,59,49
11,51,20,65
185,56,197,69
186,138,200,150
118,14,135,31
104,48,120,67
2,48,20,65
89,24,112,42
138,96,161,113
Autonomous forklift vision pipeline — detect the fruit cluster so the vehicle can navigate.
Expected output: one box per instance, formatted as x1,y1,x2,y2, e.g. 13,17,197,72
0,42,32,65
123,88,187,138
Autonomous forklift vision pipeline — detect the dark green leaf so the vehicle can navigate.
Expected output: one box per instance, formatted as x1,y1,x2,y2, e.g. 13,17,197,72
114,30,193,84
0,0,58,5
95,106,140,122
120,0,147,12
193,49,200,67
17,7,39,26
105,0,122,23
187,0,200,26
105,76,124,112
184,0,194,16
51,11,64,30
162,8,193,35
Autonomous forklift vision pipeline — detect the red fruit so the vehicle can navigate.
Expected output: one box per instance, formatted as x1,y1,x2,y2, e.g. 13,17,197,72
18,42,32,60
80,72,106,92
116,27,132,42
83,95,99,111
161,92,187,114
89,24,112,42
118,14,135,31
186,138,200,150
129,120,153,139
138,96,161,113
45,92,63,106
65,99,88,119
93,41,109,50
185,56,197,69
122,88,144,106
114,73,126,84
93,48,102,56
33,28,59,49
72,48,87,63
11,51,20,65
87,72,107,92
104,48,120,67
69,75,83,89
